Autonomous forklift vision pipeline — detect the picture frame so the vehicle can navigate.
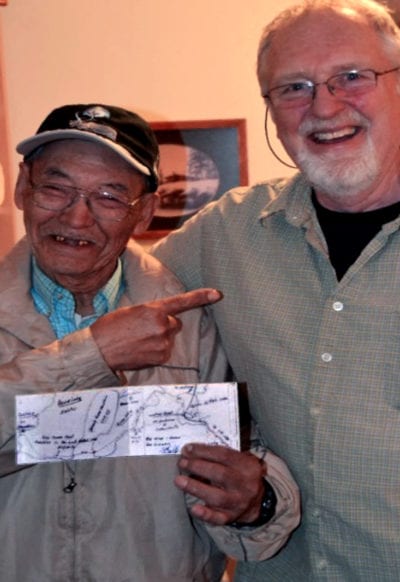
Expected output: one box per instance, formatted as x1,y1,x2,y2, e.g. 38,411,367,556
138,118,248,238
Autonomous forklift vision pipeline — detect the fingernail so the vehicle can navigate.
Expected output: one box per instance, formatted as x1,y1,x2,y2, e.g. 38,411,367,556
175,475,188,488
209,289,223,301
179,458,188,469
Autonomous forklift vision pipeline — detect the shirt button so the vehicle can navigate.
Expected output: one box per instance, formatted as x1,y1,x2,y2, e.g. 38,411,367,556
333,301,343,311
310,406,320,417
321,352,333,362
316,558,328,570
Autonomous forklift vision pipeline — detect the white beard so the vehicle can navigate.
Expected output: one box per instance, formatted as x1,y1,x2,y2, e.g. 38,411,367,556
293,108,381,201
296,135,380,200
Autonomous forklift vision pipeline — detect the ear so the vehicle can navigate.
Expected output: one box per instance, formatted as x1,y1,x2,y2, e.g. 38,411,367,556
14,162,30,210
132,193,156,236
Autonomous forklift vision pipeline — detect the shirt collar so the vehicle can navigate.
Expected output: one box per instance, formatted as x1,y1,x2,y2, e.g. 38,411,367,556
259,173,400,233
31,257,124,338
259,173,315,228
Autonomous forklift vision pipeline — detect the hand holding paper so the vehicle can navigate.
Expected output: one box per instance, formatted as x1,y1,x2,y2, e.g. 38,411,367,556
176,443,267,526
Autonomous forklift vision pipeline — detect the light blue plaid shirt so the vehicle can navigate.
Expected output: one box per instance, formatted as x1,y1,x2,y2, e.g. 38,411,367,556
31,258,124,339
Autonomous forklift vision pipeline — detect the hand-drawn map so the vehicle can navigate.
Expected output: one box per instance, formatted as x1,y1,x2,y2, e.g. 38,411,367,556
16,382,239,464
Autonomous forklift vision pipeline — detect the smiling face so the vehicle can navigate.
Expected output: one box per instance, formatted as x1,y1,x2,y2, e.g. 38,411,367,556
258,7,400,210
15,140,154,296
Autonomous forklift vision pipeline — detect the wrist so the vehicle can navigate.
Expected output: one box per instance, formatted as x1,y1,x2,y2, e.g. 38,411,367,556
230,479,277,529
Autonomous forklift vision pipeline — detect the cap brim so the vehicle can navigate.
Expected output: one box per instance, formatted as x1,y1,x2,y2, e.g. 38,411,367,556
16,129,151,177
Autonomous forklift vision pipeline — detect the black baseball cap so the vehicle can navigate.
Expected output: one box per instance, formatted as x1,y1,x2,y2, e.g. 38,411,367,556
16,103,159,192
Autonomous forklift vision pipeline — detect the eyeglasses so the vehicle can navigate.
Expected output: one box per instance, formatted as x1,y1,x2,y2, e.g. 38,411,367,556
263,66,400,109
29,180,148,222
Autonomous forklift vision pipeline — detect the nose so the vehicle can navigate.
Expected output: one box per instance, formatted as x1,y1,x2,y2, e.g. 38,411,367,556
309,82,347,118
59,194,96,227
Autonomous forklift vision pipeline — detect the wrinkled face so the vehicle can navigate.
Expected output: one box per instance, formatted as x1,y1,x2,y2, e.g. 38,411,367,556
15,140,154,291
258,8,400,209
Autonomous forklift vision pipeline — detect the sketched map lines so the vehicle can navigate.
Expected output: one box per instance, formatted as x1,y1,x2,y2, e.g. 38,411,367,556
16,383,239,464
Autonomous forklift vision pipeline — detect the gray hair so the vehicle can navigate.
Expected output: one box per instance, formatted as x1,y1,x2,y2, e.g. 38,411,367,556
257,0,400,81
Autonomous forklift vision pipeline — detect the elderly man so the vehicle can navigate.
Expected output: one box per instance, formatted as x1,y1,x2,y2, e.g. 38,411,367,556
152,1,400,580
0,104,299,582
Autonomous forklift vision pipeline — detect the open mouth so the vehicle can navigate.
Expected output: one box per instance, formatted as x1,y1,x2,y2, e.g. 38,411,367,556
310,126,360,144
53,235,92,247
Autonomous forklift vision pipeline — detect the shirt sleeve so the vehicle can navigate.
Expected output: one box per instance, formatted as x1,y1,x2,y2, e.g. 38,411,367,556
153,219,301,560
198,307,230,383
190,449,300,561
151,209,206,291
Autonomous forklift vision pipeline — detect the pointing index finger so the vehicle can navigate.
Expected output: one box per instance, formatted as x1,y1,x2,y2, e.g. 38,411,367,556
158,288,223,316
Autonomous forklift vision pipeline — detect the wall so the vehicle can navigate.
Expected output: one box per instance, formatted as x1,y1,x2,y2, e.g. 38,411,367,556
0,0,296,245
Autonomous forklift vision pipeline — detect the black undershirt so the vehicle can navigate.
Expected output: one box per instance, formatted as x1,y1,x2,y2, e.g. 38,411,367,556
312,192,400,280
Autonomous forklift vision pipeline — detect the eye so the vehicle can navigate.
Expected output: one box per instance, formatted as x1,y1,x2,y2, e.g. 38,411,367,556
342,71,363,82
95,192,129,209
40,184,70,198
333,70,376,93
337,70,375,86
274,81,312,99
292,81,311,92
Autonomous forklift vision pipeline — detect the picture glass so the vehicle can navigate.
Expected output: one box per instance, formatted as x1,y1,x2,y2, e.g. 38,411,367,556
143,120,247,236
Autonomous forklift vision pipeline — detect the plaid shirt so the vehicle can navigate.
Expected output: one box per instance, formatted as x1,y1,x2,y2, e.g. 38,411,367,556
31,258,124,338
153,172,400,581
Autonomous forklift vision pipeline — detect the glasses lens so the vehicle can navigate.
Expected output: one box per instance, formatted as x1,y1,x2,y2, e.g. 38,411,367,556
33,184,73,211
31,181,140,222
270,81,314,108
90,193,131,221
332,70,376,96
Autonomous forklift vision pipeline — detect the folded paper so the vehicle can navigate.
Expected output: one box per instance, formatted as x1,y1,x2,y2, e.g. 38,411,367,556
16,382,239,464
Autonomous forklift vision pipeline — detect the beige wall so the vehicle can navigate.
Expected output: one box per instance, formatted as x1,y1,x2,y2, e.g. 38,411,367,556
0,0,296,245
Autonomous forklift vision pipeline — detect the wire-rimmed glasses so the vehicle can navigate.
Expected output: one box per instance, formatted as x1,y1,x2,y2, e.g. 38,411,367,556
263,66,400,109
29,180,149,222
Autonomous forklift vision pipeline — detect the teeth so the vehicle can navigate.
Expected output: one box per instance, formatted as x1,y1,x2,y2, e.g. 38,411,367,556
314,127,356,141
54,235,89,246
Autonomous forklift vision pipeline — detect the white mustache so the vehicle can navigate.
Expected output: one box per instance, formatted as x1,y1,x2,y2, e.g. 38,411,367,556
299,111,369,136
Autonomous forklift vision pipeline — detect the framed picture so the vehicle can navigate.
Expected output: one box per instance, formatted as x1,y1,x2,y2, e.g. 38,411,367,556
139,119,248,238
